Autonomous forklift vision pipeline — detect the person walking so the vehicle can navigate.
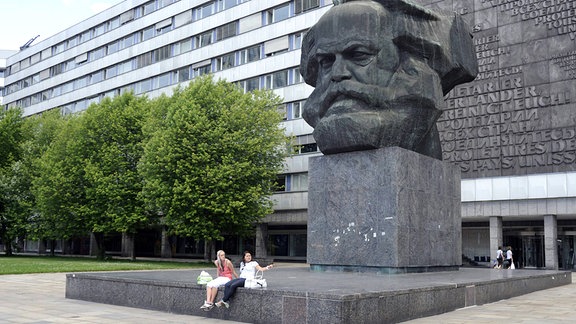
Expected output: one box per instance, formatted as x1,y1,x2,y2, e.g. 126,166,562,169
215,251,273,308
495,246,504,269
200,250,238,311
505,246,514,269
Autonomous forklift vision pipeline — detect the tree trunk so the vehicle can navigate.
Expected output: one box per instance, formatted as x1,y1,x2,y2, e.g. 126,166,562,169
93,232,106,260
1,224,13,256
50,239,56,256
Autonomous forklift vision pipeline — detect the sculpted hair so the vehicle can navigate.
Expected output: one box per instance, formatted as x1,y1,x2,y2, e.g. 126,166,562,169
300,0,477,94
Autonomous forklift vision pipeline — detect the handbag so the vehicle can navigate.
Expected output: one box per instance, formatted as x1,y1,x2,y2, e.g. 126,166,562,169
245,270,267,288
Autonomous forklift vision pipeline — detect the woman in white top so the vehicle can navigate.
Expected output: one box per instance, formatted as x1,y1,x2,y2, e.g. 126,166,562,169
215,251,273,308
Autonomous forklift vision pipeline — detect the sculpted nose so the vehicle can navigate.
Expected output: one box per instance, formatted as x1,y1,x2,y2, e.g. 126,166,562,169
331,55,351,82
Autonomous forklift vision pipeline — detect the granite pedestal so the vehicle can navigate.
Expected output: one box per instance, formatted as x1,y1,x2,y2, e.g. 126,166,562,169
66,265,571,323
307,147,461,273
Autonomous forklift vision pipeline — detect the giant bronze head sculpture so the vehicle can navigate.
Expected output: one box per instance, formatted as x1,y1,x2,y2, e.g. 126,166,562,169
300,0,478,159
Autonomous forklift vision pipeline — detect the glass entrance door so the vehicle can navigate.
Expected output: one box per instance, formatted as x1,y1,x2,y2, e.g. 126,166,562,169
522,236,544,268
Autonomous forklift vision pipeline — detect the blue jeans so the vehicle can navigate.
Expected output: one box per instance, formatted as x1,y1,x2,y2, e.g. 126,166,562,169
222,278,246,302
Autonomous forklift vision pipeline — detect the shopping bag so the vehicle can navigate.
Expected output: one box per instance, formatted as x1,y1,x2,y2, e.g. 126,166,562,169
245,270,267,288
510,262,515,269
197,270,213,285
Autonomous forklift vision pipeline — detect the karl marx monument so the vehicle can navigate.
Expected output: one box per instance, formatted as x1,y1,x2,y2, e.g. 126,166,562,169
302,0,478,273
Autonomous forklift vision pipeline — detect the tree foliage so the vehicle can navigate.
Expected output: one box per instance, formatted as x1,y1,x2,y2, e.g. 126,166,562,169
139,76,289,242
32,93,151,258
0,108,27,255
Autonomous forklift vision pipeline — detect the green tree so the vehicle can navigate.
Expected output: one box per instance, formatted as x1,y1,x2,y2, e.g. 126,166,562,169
32,114,91,253
79,93,151,259
139,76,289,255
0,108,27,255
33,93,151,259
23,109,68,254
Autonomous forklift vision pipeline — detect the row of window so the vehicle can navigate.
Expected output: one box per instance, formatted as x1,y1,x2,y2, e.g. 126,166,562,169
4,0,319,100
275,172,310,192
8,0,182,76
50,61,306,119
6,27,304,111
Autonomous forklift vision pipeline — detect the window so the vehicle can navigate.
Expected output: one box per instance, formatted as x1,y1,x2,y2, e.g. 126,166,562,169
158,0,176,8
239,45,261,64
135,79,152,94
174,10,192,28
245,76,260,92
120,10,134,24
79,30,91,43
119,34,135,50
196,1,215,19
67,36,78,48
107,41,120,54
292,67,303,84
117,60,133,74
266,70,288,89
90,70,104,84
291,173,308,191
53,42,66,55
274,175,286,192
267,3,290,24
61,81,74,94
143,1,156,15
30,53,40,64
153,45,171,62
106,65,118,79
292,100,305,119
196,31,212,48
215,52,235,71
142,26,155,41
90,47,106,61
22,77,31,89
291,31,304,50
20,58,30,69
74,76,88,89
137,53,153,68
51,64,63,77
277,104,287,120
156,72,171,88
294,134,317,154
93,23,106,37
193,64,211,77
177,66,191,82
216,21,237,41
174,38,192,55
295,0,319,14
108,17,120,30
156,18,173,34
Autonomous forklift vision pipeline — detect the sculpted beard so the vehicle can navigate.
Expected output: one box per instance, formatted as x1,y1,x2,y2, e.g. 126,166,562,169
303,79,442,154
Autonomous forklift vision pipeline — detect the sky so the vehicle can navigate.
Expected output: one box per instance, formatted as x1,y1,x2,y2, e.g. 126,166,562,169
0,0,124,51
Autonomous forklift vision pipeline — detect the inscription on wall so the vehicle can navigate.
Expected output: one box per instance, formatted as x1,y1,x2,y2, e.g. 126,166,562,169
421,0,576,178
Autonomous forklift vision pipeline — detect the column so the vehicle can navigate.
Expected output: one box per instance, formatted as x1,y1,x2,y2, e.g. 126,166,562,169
489,216,503,263
544,214,558,270
255,223,268,259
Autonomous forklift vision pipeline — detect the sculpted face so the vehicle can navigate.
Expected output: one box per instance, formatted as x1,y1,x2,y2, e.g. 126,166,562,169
302,1,445,158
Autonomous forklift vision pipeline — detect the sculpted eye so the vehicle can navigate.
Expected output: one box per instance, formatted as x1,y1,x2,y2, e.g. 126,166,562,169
344,46,376,65
316,54,335,69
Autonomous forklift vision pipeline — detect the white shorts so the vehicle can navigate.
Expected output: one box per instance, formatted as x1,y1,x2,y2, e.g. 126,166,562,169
206,276,231,288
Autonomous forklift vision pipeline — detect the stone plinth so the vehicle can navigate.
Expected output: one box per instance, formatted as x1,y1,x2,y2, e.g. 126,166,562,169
307,147,461,273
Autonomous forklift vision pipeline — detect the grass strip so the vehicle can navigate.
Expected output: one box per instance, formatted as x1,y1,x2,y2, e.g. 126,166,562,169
0,255,210,275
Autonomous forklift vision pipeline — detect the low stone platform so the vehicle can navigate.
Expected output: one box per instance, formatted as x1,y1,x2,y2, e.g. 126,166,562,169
65,264,571,323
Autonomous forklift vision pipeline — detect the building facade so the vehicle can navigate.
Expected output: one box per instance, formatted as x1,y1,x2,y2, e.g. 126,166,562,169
2,0,576,269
